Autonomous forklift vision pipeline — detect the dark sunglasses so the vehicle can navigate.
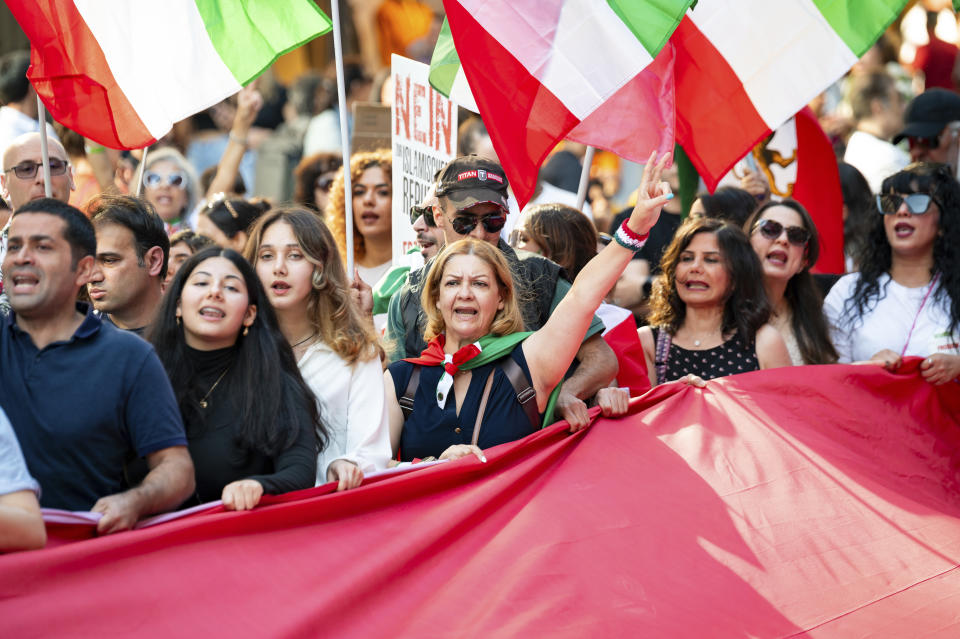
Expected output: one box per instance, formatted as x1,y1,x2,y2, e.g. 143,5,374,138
409,204,436,227
4,158,68,179
144,171,187,189
876,193,939,215
450,212,507,235
754,218,811,246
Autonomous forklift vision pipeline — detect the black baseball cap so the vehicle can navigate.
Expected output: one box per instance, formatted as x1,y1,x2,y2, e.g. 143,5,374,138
434,155,509,212
893,88,960,144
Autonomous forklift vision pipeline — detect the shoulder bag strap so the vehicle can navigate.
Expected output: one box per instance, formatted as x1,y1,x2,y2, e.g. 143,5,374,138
654,328,672,385
499,357,539,430
472,369,497,446
399,366,421,420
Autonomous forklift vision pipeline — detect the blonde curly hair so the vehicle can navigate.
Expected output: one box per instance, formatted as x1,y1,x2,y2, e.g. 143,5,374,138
324,149,392,263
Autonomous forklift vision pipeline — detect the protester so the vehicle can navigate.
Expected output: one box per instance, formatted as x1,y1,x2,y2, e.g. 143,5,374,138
0,407,45,552
140,147,199,233
196,195,269,252
893,88,960,164
0,198,194,533
325,149,393,286
744,200,838,366
293,152,343,213
689,186,758,227
0,51,59,156
149,247,321,509
638,217,791,386
911,11,958,92
842,71,909,193
824,163,960,383
384,151,673,462
838,162,875,272
245,208,390,490
511,203,597,279
165,229,215,288
385,154,618,430
1,133,74,210
87,195,168,334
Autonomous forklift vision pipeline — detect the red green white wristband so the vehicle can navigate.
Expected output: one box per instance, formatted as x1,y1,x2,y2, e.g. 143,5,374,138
614,220,649,252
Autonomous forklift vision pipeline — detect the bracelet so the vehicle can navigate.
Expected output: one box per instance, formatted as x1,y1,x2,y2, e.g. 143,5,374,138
614,220,649,252
228,132,248,147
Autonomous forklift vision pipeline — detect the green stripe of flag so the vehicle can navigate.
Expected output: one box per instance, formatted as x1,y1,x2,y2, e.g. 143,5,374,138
605,0,695,56
194,0,331,83
811,0,909,57
429,18,460,97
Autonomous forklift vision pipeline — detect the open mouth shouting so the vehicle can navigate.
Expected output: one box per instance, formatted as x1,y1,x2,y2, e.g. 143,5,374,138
198,306,227,321
893,221,915,238
765,249,788,267
9,270,40,295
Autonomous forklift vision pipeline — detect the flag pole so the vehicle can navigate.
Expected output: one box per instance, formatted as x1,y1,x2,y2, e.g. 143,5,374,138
36,96,52,198
331,0,355,277
134,146,150,197
575,146,595,211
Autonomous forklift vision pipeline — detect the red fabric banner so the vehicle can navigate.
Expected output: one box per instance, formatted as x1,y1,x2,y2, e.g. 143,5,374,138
1,361,959,637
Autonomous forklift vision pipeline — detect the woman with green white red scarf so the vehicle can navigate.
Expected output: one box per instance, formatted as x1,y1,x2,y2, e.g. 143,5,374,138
384,151,673,463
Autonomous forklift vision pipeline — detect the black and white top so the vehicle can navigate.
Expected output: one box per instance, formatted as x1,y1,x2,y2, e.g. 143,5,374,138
652,327,759,383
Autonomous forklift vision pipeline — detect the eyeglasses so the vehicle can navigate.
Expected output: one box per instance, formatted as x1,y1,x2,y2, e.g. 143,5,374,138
144,171,187,189
754,218,811,246
876,192,941,215
3,158,68,179
409,204,436,227
449,212,507,235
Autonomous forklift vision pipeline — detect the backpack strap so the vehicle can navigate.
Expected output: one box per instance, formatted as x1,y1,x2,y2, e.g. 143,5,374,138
654,327,672,385
499,357,540,430
399,365,421,420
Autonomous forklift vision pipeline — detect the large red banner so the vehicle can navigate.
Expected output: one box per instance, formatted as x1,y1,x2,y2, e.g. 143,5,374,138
1,361,958,637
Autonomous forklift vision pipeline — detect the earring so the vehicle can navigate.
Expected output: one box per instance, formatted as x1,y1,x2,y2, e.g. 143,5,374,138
243,326,249,337
176,316,181,326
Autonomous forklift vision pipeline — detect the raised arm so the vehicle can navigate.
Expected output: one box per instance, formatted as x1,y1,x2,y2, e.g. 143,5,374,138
205,85,263,200
524,151,673,409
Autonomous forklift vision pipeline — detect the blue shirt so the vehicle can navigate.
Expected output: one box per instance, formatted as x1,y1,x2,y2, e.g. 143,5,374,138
0,303,187,510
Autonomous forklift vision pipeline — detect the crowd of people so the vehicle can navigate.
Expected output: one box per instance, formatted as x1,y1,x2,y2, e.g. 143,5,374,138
0,7,959,555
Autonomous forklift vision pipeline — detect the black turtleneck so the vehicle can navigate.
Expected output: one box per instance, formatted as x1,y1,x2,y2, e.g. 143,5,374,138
182,345,316,505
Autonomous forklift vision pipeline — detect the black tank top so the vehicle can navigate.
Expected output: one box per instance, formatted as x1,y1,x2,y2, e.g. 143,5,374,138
652,327,760,383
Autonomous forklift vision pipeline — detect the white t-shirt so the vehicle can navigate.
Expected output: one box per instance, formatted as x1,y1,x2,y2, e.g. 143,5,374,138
842,131,910,194
823,272,959,363
298,341,392,485
0,106,59,159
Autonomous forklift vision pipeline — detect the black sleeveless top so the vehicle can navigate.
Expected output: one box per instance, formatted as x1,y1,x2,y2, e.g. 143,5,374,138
652,327,759,383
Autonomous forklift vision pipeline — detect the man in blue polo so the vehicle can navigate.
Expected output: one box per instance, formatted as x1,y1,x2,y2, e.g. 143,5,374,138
0,198,194,534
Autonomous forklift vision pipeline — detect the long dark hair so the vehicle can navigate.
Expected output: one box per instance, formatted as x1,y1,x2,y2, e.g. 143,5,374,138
838,162,874,265
745,200,838,364
648,217,771,344
148,247,325,456
844,162,960,333
521,203,598,279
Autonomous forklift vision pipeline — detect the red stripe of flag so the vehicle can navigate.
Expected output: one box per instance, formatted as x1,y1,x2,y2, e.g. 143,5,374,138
9,0,154,149
673,16,770,191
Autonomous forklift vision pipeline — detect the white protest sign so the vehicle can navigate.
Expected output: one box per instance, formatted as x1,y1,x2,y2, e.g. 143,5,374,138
391,55,457,263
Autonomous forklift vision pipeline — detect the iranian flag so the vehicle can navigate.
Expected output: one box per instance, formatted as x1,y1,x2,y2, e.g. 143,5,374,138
674,0,908,190
436,0,691,208
7,0,331,150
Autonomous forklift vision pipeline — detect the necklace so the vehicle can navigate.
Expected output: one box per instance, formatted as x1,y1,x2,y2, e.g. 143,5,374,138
199,367,230,409
292,333,316,349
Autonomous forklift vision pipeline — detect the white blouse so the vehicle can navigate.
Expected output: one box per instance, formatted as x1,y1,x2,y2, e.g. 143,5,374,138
298,341,392,485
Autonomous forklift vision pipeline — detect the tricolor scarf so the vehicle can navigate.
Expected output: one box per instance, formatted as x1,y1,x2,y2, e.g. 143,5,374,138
404,333,562,427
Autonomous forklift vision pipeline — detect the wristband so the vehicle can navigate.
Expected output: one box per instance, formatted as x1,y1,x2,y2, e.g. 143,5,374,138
615,220,649,252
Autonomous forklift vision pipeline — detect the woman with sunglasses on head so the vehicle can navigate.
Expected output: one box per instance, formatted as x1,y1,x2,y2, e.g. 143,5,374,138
384,153,673,463
140,147,199,234
294,152,343,214
823,163,960,384
744,200,838,366
325,150,393,288
148,247,323,509
196,195,270,252
245,208,391,491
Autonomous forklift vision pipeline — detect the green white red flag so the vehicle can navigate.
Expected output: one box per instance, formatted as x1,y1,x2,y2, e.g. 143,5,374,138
6,0,331,150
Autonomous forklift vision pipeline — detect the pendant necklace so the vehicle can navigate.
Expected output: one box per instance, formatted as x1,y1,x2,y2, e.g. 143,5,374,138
199,367,230,409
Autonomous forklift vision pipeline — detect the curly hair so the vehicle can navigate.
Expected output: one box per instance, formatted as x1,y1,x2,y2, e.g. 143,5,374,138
324,149,392,262
244,207,380,365
745,200,838,364
844,162,960,334
293,152,343,212
520,203,598,280
421,239,525,342
648,217,771,344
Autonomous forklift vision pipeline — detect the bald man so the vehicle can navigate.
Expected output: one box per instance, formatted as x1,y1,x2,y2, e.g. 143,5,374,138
0,132,74,314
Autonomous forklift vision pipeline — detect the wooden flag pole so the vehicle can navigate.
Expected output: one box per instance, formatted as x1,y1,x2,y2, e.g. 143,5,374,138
575,146,595,211
36,96,52,198
331,0,355,277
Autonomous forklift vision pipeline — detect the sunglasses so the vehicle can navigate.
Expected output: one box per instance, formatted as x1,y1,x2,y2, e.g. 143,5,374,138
144,171,187,189
876,193,940,215
409,204,436,227
450,212,507,235
754,218,811,246
4,158,68,179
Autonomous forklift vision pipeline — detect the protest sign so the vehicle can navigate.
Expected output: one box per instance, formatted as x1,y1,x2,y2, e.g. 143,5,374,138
391,55,457,261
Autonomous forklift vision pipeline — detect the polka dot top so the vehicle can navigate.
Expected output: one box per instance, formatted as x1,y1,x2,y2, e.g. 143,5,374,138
652,327,760,383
